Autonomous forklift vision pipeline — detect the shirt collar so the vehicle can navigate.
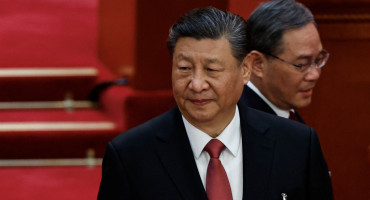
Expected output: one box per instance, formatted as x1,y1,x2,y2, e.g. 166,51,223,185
247,81,292,118
183,106,242,159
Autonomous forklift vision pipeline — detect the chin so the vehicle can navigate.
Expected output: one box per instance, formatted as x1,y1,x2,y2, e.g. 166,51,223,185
292,94,312,108
294,100,311,109
189,111,215,122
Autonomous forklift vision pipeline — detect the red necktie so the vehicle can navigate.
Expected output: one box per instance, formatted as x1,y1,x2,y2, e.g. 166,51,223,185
204,139,233,200
289,111,299,121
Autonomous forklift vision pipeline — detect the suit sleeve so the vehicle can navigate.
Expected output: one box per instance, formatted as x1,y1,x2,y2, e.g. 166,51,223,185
97,142,133,200
308,128,334,200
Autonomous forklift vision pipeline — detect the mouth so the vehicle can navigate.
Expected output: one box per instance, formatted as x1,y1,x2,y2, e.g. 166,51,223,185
299,88,313,97
189,99,212,106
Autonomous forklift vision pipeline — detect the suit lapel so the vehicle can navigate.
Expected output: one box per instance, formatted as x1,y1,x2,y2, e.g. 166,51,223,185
154,105,277,199
243,85,306,125
241,85,277,116
239,104,276,200
155,107,207,200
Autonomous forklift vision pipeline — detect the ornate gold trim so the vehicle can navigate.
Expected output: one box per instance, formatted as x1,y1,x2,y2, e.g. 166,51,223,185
0,122,116,131
0,67,97,77
0,158,103,167
0,101,95,109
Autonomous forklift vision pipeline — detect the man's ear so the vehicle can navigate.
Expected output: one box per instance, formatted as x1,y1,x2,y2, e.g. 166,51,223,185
245,50,266,78
240,56,251,85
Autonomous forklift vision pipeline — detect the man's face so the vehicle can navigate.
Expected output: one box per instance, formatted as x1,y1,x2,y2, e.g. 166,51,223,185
172,37,249,130
260,22,323,110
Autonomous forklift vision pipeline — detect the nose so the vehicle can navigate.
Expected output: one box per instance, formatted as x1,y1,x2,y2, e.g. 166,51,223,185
188,70,210,92
304,65,321,81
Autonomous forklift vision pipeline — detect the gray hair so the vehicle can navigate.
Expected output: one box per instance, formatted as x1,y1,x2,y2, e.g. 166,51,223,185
167,7,248,63
246,0,316,55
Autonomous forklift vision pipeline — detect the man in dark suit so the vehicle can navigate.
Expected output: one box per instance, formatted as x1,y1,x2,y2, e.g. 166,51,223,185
98,7,333,200
240,0,329,123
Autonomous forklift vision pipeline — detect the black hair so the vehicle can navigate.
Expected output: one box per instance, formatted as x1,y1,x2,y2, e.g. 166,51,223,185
167,7,248,63
246,0,316,55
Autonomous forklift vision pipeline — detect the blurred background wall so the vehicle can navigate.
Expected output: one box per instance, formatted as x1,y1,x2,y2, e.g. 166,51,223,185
0,0,368,199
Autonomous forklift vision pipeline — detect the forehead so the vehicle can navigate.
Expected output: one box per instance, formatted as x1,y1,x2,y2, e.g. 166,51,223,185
173,37,233,61
280,23,322,56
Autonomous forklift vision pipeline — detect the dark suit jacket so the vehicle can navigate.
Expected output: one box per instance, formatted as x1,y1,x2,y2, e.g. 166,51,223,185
98,103,333,200
240,85,305,123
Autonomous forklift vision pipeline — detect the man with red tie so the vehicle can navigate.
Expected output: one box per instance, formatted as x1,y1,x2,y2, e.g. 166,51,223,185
98,6,332,200
240,0,329,123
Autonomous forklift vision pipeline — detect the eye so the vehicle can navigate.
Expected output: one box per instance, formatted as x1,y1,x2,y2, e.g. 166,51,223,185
314,57,322,64
293,63,305,68
178,66,191,71
206,68,217,72
294,63,312,72
294,58,311,68
205,64,222,72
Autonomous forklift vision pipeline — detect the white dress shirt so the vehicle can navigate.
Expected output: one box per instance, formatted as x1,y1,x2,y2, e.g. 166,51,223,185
247,81,296,118
183,106,243,200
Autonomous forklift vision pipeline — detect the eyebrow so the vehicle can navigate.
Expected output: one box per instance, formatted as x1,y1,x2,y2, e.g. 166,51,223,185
296,49,325,60
177,54,193,62
296,55,312,60
204,58,221,65
176,54,222,65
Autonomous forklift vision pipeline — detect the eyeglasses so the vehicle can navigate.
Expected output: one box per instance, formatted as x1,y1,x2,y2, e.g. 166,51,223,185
261,49,330,73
